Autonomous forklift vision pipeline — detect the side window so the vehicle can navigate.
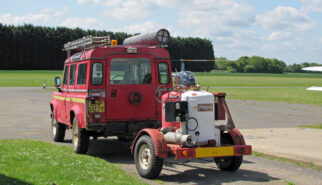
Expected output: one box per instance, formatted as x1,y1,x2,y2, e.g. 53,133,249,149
158,62,170,84
69,65,76,85
77,63,87,85
92,63,103,85
63,66,69,85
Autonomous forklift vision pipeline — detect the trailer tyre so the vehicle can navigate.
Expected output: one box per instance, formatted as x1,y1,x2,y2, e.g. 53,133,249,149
51,112,66,142
214,135,243,171
134,135,163,179
72,119,89,154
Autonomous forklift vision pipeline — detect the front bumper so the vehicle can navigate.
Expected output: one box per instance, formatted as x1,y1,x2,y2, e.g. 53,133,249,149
169,144,252,160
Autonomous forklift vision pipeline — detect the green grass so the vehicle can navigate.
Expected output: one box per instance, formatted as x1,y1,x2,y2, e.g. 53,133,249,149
253,151,321,170
205,87,322,105
1,70,322,105
0,139,145,185
299,124,322,129
0,70,62,87
194,71,322,105
195,71,322,87
285,180,296,185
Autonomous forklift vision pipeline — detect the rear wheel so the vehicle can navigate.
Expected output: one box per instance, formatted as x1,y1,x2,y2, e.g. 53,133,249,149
134,135,163,179
72,119,89,154
214,134,243,171
51,111,66,142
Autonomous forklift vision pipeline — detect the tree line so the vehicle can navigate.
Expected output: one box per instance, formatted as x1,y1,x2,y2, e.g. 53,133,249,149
215,56,321,73
216,56,286,73
0,24,214,72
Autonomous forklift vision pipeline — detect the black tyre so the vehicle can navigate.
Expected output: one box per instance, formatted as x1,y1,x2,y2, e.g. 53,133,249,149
51,111,66,142
72,118,89,154
134,135,163,179
214,135,243,171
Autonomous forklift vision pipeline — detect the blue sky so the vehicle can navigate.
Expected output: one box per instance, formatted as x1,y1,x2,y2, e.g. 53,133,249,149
1,0,322,64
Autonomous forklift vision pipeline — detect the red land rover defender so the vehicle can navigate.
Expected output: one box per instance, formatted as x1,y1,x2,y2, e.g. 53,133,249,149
50,29,251,179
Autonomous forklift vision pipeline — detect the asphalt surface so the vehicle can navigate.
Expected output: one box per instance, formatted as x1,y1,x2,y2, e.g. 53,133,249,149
0,87,321,185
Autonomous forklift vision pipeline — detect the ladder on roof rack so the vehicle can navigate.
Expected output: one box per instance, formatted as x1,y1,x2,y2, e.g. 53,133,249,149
63,35,111,57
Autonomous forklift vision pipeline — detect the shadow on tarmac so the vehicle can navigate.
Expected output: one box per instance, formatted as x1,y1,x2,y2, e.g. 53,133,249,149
87,138,279,184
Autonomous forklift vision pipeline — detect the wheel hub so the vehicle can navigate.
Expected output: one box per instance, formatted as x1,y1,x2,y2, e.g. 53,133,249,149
73,125,79,148
139,144,152,170
52,118,57,135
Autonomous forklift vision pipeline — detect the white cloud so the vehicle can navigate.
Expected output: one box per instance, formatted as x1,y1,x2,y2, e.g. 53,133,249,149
0,13,51,25
60,18,105,30
124,21,162,34
78,0,160,20
256,6,315,31
40,7,69,17
77,0,103,5
267,32,292,41
178,0,255,29
123,21,177,36
174,0,256,45
0,7,68,26
299,0,322,12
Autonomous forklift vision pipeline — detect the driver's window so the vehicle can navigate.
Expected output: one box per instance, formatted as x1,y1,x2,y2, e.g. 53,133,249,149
158,62,169,84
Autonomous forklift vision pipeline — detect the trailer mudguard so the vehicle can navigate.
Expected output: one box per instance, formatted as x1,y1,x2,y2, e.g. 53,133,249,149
131,129,168,158
229,128,246,145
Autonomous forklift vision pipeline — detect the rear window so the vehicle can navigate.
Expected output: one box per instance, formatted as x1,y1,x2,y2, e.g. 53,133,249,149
77,63,87,85
69,65,76,85
110,58,151,85
63,66,69,85
92,63,103,85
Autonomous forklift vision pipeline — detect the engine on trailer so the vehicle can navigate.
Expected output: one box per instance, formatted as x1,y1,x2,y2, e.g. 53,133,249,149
158,73,221,147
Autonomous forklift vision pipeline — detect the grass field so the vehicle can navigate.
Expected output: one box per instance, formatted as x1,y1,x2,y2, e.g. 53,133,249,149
0,139,144,185
1,70,321,105
195,71,322,105
0,70,62,87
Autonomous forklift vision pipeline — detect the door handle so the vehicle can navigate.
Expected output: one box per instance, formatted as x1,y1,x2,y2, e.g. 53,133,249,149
111,89,117,97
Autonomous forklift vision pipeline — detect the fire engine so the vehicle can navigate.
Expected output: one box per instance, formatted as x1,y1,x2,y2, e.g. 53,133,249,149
50,29,251,179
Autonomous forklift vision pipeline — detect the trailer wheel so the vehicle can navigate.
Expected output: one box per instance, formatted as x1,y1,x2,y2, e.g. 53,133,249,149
72,119,89,154
51,111,66,142
214,135,243,171
134,135,163,179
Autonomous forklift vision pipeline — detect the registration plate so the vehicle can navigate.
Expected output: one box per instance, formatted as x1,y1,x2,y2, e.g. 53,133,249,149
88,100,105,113
195,146,234,158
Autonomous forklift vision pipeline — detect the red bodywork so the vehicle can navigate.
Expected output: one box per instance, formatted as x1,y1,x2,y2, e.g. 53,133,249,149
50,46,172,132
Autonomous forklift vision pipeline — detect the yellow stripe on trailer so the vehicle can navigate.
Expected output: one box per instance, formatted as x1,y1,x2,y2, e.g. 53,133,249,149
195,146,234,158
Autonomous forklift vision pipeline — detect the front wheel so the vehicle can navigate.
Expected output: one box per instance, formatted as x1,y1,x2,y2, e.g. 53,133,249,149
72,119,89,154
134,135,163,179
51,111,66,142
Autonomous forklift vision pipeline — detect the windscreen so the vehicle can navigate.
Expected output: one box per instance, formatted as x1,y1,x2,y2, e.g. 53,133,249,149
110,58,152,85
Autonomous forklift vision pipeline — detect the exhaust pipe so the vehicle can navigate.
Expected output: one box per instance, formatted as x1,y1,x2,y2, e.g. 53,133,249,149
163,132,192,147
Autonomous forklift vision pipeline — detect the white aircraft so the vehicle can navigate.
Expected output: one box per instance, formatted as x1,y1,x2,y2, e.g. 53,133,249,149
302,66,322,91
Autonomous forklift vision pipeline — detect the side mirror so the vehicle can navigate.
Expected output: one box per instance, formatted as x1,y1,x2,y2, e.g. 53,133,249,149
55,77,61,88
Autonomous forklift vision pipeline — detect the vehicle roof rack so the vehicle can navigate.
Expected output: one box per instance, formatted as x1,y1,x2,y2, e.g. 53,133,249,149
63,35,111,57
